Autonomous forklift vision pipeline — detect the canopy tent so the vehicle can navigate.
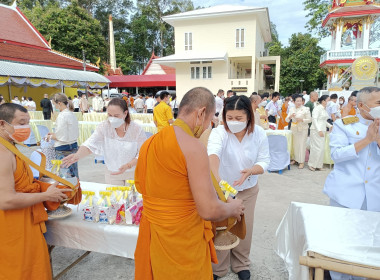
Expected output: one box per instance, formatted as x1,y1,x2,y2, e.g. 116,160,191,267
106,74,176,88
0,61,110,89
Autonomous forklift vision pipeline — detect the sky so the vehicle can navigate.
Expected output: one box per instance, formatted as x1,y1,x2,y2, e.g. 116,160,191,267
191,0,331,50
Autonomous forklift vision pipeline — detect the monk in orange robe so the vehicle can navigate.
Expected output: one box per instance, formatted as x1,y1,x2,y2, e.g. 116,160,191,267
278,98,289,130
341,95,357,118
0,103,68,280
134,87,244,280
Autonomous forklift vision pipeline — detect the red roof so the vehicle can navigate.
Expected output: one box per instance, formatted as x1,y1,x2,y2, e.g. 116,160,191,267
0,3,98,71
322,8,380,27
0,42,98,71
142,52,176,75
106,74,176,88
0,5,49,49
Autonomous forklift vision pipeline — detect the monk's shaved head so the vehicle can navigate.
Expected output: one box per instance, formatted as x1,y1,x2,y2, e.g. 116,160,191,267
178,87,216,116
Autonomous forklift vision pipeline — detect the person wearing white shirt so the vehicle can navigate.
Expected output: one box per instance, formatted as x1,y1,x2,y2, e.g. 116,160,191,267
302,91,310,104
324,87,380,280
215,89,224,115
26,97,36,111
11,96,21,105
286,94,312,169
145,93,155,113
62,98,146,185
48,93,79,178
92,94,104,112
170,94,179,119
326,94,339,123
308,95,332,171
72,95,80,112
208,95,270,280
21,96,28,107
134,95,145,113
265,92,280,123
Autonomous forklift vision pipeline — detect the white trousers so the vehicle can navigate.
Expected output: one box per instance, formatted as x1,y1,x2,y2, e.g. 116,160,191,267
308,130,326,169
292,129,308,163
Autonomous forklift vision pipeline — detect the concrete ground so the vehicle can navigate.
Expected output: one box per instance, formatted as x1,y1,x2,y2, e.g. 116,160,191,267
21,146,330,280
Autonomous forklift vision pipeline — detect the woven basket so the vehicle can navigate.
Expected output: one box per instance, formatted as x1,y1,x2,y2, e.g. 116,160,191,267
47,205,72,219
214,230,240,251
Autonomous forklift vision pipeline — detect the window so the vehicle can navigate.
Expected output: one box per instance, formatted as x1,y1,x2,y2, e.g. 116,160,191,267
236,28,245,48
185,32,192,50
202,66,212,79
191,67,200,79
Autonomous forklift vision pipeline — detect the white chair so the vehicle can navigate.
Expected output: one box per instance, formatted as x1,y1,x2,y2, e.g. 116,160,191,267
267,134,290,174
30,150,42,178
37,125,49,139
24,129,37,146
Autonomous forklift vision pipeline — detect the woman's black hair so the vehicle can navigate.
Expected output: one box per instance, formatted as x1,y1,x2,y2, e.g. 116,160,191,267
108,98,131,125
318,95,329,103
222,95,255,134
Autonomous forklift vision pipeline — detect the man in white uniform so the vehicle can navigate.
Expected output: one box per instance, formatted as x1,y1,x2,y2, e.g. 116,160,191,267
92,93,104,112
327,94,339,123
323,87,380,280
145,93,154,113
134,95,145,113
265,92,280,123
215,89,224,115
302,91,310,104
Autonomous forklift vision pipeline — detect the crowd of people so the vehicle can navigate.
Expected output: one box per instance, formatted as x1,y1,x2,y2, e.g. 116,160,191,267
0,85,380,280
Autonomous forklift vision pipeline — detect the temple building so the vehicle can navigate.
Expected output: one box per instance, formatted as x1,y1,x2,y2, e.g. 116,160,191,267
320,0,380,92
0,2,109,108
152,5,281,98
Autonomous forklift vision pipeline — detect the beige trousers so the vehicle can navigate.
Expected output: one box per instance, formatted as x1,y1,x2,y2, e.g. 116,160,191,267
212,185,259,277
104,169,134,186
292,129,308,164
308,130,326,169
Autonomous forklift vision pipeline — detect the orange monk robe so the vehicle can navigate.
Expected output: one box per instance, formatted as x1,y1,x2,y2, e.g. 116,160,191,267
134,121,217,280
278,103,288,130
348,107,356,116
0,156,52,280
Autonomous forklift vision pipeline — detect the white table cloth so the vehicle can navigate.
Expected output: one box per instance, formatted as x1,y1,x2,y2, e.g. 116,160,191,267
275,202,380,280
45,181,139,259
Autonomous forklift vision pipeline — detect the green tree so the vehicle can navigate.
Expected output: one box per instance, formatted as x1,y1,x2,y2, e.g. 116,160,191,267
303,0,330,38
270,33,326,94
23,1,107,66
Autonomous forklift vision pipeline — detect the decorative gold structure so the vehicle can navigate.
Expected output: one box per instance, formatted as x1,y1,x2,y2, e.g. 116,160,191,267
352,56,378,80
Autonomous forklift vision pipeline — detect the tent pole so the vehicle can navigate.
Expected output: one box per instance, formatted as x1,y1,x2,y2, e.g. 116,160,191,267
8,84,11,102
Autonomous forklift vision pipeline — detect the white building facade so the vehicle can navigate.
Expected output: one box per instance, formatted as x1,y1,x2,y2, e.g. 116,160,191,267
154,5,281,99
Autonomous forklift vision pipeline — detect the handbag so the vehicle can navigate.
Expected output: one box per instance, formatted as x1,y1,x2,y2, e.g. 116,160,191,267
0,137,82,211
210,172,246,250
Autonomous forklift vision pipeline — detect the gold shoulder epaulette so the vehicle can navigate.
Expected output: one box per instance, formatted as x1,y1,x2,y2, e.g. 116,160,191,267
342,116,359,125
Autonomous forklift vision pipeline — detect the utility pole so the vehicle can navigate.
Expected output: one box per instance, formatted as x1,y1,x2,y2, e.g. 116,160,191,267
83,50,86,71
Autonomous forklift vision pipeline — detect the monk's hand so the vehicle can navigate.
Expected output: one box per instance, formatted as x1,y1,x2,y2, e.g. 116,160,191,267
111,163,132,175
227,197,245,222
233,168,253,187
62,154,80,168
44,182,69,202
318,131,324,138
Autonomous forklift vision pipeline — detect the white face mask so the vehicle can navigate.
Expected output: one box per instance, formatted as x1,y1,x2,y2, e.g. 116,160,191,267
108,117,125,128
339,101,344,105
365,104,380,119
227,121,247,134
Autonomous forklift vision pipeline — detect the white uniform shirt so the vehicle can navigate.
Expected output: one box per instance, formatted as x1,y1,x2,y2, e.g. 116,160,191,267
83,120,146,173
287,101,295,114
26,101,36,111
134,98,144,110
92,96,104,112
72,98,80,109
54,109,79,147
145,98,155,110
265,100,280,116
207,125,270,192
323,114,380,211
12,99,21,105
303,94,310,104
215,96,224,114
326,101,338,119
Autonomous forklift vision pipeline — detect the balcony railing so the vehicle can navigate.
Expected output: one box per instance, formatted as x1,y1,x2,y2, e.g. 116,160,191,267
320,49,380,64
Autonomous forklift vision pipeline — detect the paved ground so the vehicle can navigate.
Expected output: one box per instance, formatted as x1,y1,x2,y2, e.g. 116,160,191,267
21,146,331,280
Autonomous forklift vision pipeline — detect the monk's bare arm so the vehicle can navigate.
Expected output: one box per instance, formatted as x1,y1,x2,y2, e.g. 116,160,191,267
177,132,243,221
208,155,221,182
0,150,67,211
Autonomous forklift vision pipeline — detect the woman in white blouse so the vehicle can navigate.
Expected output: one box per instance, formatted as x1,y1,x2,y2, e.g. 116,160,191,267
308,95,332,171
62,98,146,185
285,94,312,169
207,95,270,280
48,93,79,177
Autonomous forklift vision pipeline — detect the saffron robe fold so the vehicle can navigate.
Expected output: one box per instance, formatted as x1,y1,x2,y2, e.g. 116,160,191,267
0,155,51,280
134,119,217,280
